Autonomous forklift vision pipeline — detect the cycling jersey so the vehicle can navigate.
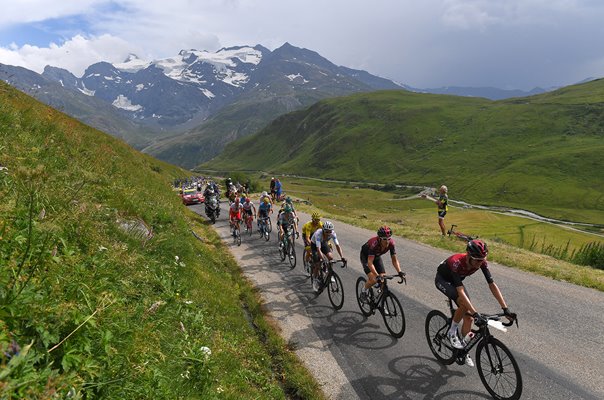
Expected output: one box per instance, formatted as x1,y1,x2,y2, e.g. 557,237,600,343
229,203,242,220
437,193,448,212
258,202,271,218
437,253,493,287
242,201,255,215
311,228,339,248
360,236,396,259
302,221,322,239
277,212,295,227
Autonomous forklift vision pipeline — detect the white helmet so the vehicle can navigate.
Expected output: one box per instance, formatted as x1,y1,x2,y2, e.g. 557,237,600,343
262,191,268,196
322,221,334,231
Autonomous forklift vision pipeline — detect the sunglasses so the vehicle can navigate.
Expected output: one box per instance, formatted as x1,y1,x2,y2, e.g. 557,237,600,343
470,256,486,262
379,237,389,241
323,230,333,234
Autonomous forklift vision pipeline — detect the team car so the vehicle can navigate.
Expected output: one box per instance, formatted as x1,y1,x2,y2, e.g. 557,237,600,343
180,188,205,205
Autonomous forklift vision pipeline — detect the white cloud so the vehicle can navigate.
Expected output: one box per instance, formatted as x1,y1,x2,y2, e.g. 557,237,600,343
0,34,141,76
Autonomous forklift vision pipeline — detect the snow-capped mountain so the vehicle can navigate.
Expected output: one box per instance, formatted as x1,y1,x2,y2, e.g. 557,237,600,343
39,43,401,130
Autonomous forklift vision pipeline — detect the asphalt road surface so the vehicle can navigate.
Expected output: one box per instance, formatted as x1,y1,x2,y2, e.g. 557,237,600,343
192,204,604,400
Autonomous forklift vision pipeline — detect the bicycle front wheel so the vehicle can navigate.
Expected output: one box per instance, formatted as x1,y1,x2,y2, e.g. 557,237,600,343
381,292,406,338
327,272,344,310
278,241,286,261
476,337,522,400
425,310,456,365
355,277,372,316
267,218,273,232
287,241,296,269
235,228,241,246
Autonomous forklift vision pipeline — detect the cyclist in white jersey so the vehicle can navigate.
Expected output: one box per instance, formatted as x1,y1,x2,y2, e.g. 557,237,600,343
310,221,346,292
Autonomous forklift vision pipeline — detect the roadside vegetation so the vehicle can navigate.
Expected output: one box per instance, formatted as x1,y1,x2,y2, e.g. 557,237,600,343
0,82,325,399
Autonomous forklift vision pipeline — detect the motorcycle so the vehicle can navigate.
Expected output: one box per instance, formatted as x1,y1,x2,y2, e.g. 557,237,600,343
205,195,220,223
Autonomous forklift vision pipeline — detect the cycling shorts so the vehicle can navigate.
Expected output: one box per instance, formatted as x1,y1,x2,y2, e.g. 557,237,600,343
311,242,331,263
360,251,385,275
438,210,447,219
435,273,470,304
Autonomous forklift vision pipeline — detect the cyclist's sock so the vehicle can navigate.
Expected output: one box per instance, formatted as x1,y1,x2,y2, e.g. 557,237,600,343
448,321,459,336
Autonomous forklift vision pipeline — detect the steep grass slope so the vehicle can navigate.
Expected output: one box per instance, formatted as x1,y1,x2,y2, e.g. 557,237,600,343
0,82,322,399
208,80,604,223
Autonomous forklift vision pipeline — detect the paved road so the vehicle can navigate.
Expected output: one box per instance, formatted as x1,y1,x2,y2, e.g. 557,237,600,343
192,204,604,400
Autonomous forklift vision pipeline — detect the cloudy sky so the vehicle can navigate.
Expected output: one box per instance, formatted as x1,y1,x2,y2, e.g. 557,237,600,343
1,0,603,90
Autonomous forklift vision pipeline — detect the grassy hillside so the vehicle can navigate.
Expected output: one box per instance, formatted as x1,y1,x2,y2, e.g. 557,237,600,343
0,82,323,399
208,80,604,224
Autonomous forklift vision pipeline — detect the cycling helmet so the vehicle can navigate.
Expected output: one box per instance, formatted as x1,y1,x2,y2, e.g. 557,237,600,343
245,197,250,203
322,221,334,231
262,191,268,196
284,204,293,213
286,196,292,204
377,225,392,239
234,197,240,204
263,198,270,204
311,212,321,221
467,239,488,259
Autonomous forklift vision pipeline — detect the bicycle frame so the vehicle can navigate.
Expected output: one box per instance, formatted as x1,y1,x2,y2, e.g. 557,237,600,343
444,298,518,363
370,275,405,310
447,224,478,242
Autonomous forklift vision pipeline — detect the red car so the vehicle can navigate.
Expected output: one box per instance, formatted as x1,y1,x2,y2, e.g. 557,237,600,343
180,188,205,205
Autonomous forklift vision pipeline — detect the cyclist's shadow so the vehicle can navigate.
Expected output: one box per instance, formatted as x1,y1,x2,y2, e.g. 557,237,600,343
346,355,490,400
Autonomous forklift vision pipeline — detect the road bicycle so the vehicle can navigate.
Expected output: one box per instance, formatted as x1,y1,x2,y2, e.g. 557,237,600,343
231,220,241,246
243,212,254,236
302,245,312,277
447,224,478,242
258,216,270,241
355,274,407,338
278,224,296,269
425,298,521,400
313,259,347,309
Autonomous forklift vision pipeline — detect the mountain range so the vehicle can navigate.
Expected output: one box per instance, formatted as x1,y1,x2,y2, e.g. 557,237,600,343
1,42,574,168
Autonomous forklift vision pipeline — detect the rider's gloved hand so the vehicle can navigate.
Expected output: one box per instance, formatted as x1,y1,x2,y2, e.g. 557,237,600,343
472,312,488,326
341,257,347,266
295,231,299,239
375,275,384,283
398,271,406,279
502,307,513,317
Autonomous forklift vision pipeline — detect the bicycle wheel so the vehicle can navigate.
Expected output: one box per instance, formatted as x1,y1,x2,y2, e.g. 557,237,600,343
287,241,297,269
381,292,406,338
247,219,253,236
327,272,344,310
279,241,286,261
425,310,456,365
303,251,312,277
235,227,241,246
267,218,273,232
258,223,265,239
476,337,522,400
355,277,373,317
264,228,270,241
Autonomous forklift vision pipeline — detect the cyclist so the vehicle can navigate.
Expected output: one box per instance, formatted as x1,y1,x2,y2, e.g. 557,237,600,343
242,197,256,230
434,239,513,367
302,212,323,264
310,221,346,292
359,226,406,302
229,197,243,237
257,197,273,230
277,204,299,243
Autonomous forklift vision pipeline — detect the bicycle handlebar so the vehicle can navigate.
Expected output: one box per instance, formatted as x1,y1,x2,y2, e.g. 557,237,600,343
377,274,406,285
483,312,519,328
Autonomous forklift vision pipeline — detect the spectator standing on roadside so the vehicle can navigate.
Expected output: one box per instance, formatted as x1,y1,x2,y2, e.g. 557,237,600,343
421,185,449,236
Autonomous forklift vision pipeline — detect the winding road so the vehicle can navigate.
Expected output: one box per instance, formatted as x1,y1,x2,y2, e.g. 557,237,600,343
192,204,604,400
